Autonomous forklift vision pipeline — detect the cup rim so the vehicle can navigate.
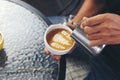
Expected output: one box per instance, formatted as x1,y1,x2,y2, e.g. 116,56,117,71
0,32,3,44
44,24,75,55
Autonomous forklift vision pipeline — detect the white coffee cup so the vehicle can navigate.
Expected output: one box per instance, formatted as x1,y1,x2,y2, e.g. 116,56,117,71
44,24,75,55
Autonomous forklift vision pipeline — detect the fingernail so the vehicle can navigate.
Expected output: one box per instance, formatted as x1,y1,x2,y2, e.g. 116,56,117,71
80,23,84,29
83,17,88,20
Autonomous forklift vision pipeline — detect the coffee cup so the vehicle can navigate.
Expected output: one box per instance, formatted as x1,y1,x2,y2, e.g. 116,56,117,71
0,32,4,50
44,24,75,55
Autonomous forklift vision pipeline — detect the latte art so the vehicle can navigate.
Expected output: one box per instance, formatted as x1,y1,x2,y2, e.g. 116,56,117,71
47,28,74,50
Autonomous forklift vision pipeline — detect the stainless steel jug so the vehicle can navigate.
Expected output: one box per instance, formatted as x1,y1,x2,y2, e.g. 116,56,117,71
71,25,105,56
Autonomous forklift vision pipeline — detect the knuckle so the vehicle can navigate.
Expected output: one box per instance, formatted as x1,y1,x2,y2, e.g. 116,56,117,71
104,13,114,21
84,26,90,33
104,23,111,30
104,13,111,19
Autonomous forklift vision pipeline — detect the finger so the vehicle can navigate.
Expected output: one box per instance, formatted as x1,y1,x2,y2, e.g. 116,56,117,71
87,31,111,40
109,37,120,44
80,17,88,29
90,39,103,46
44,48,50,55
87,33,101,40
82,14,104,26
84,24,104,34
84,26,101,34
90,37,115,46
52,55,61,60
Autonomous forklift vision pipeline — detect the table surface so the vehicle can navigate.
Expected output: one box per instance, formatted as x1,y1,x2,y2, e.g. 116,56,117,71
0,0,59,80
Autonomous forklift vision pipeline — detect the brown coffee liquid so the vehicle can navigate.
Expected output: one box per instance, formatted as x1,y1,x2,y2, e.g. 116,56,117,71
47,28,74,51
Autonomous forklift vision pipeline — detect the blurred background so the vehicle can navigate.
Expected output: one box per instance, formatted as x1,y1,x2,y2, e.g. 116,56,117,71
22,0,82,16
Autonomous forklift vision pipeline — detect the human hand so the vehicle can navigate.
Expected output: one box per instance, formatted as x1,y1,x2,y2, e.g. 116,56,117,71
44,48,62,60
82,13,120,46
44,45,76,60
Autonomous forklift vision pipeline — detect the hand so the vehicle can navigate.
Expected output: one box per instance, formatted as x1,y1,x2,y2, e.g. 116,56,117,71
44,48,62,60
44,44,76,60
82,13,120,46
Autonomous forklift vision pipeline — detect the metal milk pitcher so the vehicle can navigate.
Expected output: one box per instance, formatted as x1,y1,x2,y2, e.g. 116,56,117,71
71,25,105,56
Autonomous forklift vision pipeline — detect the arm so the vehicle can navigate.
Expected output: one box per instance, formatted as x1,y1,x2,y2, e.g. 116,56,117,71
44,0,105,60
68,0,105,29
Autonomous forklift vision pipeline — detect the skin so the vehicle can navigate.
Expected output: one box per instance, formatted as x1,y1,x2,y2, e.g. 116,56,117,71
82,13,120,46
67,0,105,29
44,0,105,60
